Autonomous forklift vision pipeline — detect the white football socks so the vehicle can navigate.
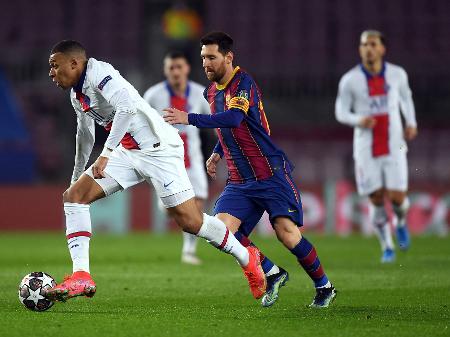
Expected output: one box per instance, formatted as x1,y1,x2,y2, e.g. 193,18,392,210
64,202,92,273
392,197,410,228
182,231,198,256
370,204,394,251
197,213,249,266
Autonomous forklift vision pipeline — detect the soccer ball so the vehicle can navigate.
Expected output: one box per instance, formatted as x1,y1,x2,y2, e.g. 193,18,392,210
18,272,56,311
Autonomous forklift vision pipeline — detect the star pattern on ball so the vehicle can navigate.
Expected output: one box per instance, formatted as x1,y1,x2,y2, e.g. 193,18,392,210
27,287,46,305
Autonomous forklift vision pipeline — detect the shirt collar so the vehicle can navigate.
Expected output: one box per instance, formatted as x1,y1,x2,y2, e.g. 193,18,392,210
216,66,240,90
73,61,88,93
359,61,386,78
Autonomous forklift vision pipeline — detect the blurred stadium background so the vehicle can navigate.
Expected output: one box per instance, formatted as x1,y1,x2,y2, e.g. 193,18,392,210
0,0,449,236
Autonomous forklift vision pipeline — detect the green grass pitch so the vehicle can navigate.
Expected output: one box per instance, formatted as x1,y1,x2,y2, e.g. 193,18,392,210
0,233,449,337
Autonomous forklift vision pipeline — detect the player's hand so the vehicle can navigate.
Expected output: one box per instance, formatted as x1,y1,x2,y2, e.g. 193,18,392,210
206,153,221,180
92,156,109,179
359,116,377,129
404,126,418,141
163,107,189,125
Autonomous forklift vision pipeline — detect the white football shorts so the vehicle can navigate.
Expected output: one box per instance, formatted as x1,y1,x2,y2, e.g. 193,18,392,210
354,151,408,196
85,144,194,208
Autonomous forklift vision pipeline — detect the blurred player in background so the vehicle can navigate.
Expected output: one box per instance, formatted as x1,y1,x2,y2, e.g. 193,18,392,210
145,51,289,307
335,30,417,263
164,32,337,308
46,40,266,302
143,51,209,265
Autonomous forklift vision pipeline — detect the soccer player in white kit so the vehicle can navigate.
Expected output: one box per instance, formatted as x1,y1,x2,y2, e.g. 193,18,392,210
143,52,209,265
335,30,418,263
46,40,267,302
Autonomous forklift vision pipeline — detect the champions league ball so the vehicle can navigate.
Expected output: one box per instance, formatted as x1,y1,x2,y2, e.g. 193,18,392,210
18,272,56,311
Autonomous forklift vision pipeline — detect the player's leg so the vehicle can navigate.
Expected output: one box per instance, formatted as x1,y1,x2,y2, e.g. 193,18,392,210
181,197,204,265
165,197,266,299
228,213,289,308
259,171,335,308
144,147,265,299
181,167,208,265
356,158,394,262
48,149,141,301
369,189,395,262
385,153,411,250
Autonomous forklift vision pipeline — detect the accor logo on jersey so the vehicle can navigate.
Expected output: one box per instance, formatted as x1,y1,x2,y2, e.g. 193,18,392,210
98,75,112,90
369,95,388,114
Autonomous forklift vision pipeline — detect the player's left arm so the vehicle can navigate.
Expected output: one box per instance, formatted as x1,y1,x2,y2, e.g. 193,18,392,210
164,77,251,128
398,68,418,140
89,69,136,177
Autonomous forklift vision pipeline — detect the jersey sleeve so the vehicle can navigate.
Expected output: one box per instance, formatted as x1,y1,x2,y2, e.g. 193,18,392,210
229,74,252,114
71,109,95,183
398,68,417,128
87,63,125,103
335,74,363,127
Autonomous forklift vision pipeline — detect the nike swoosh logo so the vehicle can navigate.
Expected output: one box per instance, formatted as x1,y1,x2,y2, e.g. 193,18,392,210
164,180,174,188
288,209,297,213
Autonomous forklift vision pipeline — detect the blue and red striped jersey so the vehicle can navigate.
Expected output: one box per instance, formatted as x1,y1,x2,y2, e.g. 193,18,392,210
204,66,292,184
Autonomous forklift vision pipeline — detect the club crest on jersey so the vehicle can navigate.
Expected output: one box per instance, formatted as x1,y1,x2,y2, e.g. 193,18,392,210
98,75,112,90
238,90,249,100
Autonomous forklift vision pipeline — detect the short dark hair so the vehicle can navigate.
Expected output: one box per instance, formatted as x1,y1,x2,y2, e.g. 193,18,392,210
200,31,233,55
50,40,86,55
164,51,190,64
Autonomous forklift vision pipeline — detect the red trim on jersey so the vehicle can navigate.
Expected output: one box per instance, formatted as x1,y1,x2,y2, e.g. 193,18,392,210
207,85,216,113
372,114,389,157
216,129,243,183
75,92,90,112
232,121,272,180
104,122,140,150
170,95,191,168
218,228,230,250
285,174,300,203
367,76,390,157
66,231,91,239
179,132,191,168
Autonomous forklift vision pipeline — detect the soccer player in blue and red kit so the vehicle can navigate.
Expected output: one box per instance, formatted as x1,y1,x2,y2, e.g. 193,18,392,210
164,31,337,308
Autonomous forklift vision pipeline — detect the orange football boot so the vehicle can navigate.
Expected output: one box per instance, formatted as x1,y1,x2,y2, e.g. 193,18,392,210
242,246,267,299
46,271,96,302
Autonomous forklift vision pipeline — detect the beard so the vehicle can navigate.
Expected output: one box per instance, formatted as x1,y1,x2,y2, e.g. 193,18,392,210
206,64,226,83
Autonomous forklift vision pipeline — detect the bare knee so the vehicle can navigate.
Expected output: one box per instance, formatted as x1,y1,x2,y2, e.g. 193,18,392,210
63,186,88,204
369,189,385,206
273,217,302,250
387,190,406,206
62,184,98,204
168,200,203,234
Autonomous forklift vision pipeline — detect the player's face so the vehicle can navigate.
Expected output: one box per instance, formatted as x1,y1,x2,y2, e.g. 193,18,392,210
164,57,190,87
48,53,79,90
201,44,231,82
359,35,385,65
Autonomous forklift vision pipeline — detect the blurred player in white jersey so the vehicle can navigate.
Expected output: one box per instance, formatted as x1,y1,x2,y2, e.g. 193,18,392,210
143,52,210,265
335,30,417,263
46,40,266,302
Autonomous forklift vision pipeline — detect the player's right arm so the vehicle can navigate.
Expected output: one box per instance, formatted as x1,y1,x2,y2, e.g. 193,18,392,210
206,142,223,179
71,110,95,184
335,74,375,129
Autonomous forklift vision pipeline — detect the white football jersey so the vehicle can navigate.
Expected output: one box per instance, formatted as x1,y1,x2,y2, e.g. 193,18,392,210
143,81,211,170
70,58,182,182
335,62,416,160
